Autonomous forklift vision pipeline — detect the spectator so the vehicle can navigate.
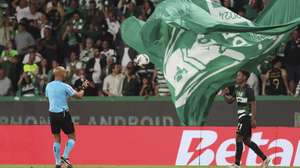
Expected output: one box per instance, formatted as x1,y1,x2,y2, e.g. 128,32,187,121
47,60,59,82
142,0,154,18
23,54,39,76
46,0,65,28
116,44,137,71
62,24,80,56
26,17,42,40
38,14,51,39
71,12,84,33
25,3,42,21
17,72,36,97
221,0,233,10
0,68,12,96
79,38,95,64
98,24,114,45
22,47,42,64
122,62,140,96
36,58,49,95
154,69,170,96
30,0,45,11
262,58,291,95
247,72,259,96
284,30,300,93
103,64,125,96
102,56,115,77
38,26,58,64
85,0,106,28
0,17,14,48
74,69,97,96
119,0,137,18
118,0,136,11
106,11,120,40
65,0,81,15
66,52,83,84
100,40,116,59
139,77,154,96
85,48,106,94
46,0,64,14
136,62,155,81
15,0,30,22
0,41,18,91
14,23,35,55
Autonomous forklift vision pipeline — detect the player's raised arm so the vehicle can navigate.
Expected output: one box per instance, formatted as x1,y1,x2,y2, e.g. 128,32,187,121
222,87,235,104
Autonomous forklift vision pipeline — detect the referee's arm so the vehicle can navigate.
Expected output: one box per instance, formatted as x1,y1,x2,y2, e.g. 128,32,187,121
73,90,85,99
71,80,88,99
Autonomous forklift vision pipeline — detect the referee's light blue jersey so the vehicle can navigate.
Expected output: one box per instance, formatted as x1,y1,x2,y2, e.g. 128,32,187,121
45,80,76,113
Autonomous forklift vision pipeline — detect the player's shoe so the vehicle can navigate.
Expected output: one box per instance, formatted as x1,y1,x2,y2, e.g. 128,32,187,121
55,165,61,168
227,164,241,168
262,157,271,168
61,157,73,168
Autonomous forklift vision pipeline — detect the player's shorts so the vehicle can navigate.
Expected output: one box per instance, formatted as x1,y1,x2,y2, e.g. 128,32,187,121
49,111,75,134
236,115,252,138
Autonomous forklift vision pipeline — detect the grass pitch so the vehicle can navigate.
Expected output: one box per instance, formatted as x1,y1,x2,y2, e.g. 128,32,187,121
0,166,293,168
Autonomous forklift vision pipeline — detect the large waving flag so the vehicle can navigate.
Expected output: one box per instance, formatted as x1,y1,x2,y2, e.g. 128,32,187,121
121,0,300,126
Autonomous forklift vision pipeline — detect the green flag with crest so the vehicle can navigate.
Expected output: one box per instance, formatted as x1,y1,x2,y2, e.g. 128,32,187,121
121,0,300,126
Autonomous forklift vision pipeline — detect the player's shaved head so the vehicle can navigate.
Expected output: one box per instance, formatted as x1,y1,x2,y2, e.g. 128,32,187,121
54,66,66,80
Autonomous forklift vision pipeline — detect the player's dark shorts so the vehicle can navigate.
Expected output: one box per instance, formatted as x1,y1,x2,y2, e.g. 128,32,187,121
236,115,252,138
49,111,75,134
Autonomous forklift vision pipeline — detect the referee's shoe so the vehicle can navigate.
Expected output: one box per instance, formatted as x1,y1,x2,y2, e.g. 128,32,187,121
61,157,73,168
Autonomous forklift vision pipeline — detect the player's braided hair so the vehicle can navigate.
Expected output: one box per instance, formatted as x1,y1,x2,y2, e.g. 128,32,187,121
240,69,250,80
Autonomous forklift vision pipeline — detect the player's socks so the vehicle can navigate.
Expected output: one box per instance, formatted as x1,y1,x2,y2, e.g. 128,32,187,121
235,141,243,166
63,139,75,159
53,142,61,165
247,141,267,160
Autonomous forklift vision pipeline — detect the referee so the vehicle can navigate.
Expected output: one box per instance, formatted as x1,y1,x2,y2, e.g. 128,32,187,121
45,66,88,168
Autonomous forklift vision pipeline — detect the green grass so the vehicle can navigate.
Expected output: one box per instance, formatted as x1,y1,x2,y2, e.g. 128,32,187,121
0,166,294,168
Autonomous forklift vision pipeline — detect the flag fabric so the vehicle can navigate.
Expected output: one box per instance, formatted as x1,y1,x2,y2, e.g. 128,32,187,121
121,0,300,126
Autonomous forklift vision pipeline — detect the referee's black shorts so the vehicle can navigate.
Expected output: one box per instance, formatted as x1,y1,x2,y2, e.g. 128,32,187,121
49,111,75,134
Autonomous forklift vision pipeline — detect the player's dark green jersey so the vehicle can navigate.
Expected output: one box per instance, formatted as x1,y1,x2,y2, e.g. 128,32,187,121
266,68,286,95
230,84,255,119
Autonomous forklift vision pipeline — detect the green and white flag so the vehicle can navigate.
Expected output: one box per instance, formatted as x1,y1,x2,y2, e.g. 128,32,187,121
121,0,300,125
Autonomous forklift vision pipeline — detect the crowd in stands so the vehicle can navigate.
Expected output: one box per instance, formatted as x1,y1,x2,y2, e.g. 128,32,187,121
0,0,299,97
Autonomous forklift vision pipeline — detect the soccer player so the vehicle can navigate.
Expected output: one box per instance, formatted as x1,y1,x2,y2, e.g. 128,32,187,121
222,70,270,168
45,66,88,168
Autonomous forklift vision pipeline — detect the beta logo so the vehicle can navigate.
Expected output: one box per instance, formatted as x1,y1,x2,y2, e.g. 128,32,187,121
176,130,300,166
176,130,218,165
